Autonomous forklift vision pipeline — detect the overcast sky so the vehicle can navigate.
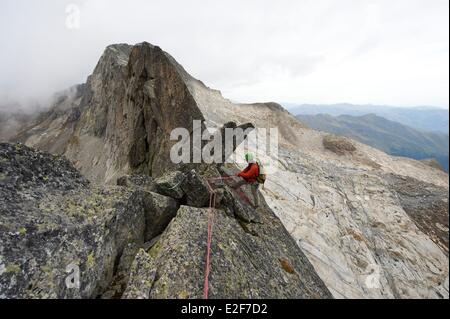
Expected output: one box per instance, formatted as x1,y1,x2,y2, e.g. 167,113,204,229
0,0,448,109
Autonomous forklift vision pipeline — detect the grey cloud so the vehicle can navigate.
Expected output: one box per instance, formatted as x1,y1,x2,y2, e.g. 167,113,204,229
0,0,448,110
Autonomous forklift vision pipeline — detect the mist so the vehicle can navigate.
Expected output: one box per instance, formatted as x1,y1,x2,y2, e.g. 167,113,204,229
0,0,449,113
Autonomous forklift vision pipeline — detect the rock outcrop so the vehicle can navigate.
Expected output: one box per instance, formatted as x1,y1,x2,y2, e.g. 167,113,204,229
9,43,207,183
322,134,357,155
420,158,446,172
0,143,332,298
0,143,146,298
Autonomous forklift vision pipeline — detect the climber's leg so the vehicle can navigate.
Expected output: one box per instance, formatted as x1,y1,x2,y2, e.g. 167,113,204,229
251,182,260,208
230,177,247,189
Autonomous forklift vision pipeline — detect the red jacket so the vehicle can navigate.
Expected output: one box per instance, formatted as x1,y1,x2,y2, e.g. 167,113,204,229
237,163,259,183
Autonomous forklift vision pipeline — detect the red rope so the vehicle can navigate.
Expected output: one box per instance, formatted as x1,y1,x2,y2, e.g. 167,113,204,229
202,175,253,299
203,179,216,299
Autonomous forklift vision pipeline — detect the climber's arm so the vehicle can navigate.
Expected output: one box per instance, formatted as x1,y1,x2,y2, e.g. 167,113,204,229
238,164,258,180
237,165,250,177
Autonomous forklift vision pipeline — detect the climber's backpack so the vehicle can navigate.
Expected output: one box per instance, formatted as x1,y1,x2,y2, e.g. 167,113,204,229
255,160,266,184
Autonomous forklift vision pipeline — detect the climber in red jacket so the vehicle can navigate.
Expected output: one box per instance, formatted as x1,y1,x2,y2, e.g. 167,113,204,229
230,153,260,207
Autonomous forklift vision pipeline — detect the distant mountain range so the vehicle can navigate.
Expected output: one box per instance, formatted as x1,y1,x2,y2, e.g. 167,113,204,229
297,113,449,172
285,103,449,134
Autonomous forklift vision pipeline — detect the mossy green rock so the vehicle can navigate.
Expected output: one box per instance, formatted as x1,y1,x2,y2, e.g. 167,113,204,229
0,143,147,298
125,205,332,299
122,249,156,299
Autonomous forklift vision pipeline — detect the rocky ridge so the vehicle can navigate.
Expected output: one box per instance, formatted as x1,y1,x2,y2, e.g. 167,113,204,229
0,142,331,298
1,42,448,299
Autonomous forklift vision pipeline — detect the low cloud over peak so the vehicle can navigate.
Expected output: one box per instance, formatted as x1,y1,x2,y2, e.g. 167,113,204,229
0,0,448,110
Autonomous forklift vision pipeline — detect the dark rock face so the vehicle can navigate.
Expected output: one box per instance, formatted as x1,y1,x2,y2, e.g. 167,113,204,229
122,43,206,176
154,171,186,199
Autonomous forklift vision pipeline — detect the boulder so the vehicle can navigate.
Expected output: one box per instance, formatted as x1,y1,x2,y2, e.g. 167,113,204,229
101,242,140,299
181,170,211,208
142,191,179,241
117,174,179,241
122,249,156,299
214,121,255,163
0,143,147,298
127,205,332,299
154,171,186,199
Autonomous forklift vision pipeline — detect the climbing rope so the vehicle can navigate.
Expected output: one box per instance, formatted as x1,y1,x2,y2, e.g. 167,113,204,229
202,175,233,299
163,172,188,190
202,175,256,299
203,178,216,299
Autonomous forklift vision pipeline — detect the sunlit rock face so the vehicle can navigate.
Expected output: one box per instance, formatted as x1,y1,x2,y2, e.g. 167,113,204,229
177,56,449,299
